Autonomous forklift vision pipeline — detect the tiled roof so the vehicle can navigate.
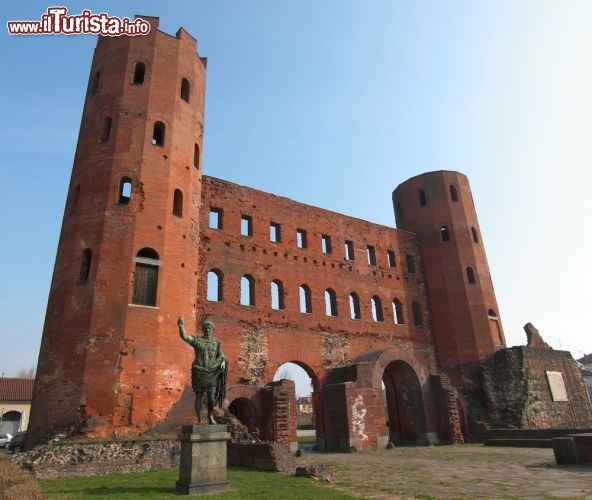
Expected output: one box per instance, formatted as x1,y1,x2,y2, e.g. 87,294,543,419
0,377,34,402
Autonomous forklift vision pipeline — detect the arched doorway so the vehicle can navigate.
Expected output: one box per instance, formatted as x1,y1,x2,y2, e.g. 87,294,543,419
383,360,426,445
0,410,22,435
228,397,258,435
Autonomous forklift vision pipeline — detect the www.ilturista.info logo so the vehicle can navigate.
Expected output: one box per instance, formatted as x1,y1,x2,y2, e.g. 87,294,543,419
7,7,151,36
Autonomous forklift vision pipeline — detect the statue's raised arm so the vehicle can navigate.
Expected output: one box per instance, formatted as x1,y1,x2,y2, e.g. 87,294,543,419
177,316,195,344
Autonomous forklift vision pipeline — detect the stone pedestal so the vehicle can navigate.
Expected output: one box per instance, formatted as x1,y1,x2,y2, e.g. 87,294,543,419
176,425,231,496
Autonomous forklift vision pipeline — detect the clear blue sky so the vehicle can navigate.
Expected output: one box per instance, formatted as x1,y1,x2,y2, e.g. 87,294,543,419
1,2,591,386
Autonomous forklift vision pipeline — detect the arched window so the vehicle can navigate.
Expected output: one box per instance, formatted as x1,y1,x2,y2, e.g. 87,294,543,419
349,292,361,320
406,255,416,274
69,184,80,214
240,275,255,306
299,285,312,314
488,309,497,318
441,225,451,242
78,248,92,284
90,70,100,96
132,248,160,307
207,269,223,302
173,189,183,218
392,299,404,324
180,77,190,102
412,301,423,326
471,226,479,243
271,280,284,310
371,296,384,322
100,117,112,143
450,184,459,202
194,143,200,169
466,266,476,284
132,62,145,84
325,288,337,317
152,121,165,146
419,189,427,206
118,177,132,204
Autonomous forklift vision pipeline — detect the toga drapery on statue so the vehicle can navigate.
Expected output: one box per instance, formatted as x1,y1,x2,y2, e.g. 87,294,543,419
177,317,227,425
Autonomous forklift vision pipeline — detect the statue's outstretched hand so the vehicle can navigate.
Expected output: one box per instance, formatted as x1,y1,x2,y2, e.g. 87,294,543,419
177,316,184,327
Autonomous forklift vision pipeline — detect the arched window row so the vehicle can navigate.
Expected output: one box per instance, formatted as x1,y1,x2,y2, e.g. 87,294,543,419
417,184,460,206
204,269,424,327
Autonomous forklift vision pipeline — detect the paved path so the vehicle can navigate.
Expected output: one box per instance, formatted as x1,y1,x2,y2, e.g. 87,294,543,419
296,444,592,499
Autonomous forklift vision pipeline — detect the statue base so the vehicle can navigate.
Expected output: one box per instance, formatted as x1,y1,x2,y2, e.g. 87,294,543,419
176,424,231,496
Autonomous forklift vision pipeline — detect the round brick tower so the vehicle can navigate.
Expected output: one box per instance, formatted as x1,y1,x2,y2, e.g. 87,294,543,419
392,171,505,368
29,16,206,445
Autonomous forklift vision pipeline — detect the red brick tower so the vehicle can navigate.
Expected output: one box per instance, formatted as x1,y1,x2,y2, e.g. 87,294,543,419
392,171,505,368
29,17,206,444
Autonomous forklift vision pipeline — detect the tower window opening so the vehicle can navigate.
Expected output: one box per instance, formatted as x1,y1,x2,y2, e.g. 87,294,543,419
180,77,191,102
193,143,200,169
419,189,427,206
78,248,92,284
466,266,477,284
207,269,223,302
387,250,396,267
393,298,404,324
297,229,307,249
488,309,497,318
349,292,361,320
450,184,459,202
209,208,222,229
152,121,165,146
69,184,80,214
240,275,255,306
173,189,183,218
371,296,384,322
100,116,112,143
441,225,451,242
471,226,479,243
241,215,253,236
132,62,145,84
325,288,337,317
270,222,281,243
406,255,416,274
132,248,160,307
322,234,332,254
271,280,284,310
118,177,132,205
345,240,355,261
412,301,423,326
299,285,312,314
90,70,100,96
367,245,377,266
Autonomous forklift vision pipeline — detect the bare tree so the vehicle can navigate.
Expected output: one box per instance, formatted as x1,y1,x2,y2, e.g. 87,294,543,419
15,367,36,379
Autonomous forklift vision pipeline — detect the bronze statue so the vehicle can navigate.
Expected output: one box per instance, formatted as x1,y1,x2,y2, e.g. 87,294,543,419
178,317,228,424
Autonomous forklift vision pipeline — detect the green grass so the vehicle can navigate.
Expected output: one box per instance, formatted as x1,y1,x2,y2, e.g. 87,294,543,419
297,435,316,445
40,466,355,499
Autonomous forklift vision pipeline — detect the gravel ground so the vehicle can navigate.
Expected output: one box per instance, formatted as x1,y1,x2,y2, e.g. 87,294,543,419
296,444,592,499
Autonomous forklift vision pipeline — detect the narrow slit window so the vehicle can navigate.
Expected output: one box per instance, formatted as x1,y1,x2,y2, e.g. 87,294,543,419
100,117,112,143
240,275,255,306
419,189,427,206
406,255,416,274
349,293,361,320
367,245,376,266
371,296,384,322
299,285,312,314
118,177,132,205
69,184,80,214
241,215,252,237
325,288,337,317
488,309,497,319
132,248,160,307
297,229,307,249
322,235,332,254
207,269,223,302
271,280,284,310
193,143,200,169
450,184,459,202
78,249,92,284
393,299,404,324
345,240,355,261
152,121,165,146
387,250,396,268
173,189,183,218
180,77,190,102
270,222,281,243
90,70,100,96
471,226,479,243
412,301,423,326
466,266,477,284
132,62,145,84
441,225,450,242
209,208,222,229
